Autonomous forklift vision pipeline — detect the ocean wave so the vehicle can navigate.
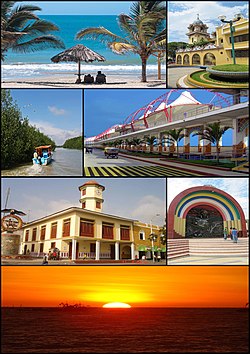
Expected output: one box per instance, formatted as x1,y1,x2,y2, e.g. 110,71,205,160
2,63,166,79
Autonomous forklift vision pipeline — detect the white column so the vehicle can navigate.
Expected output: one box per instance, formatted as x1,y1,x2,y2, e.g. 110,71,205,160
131,243,135,260
71,238,77,260
115,241,119,260
95,240,100,260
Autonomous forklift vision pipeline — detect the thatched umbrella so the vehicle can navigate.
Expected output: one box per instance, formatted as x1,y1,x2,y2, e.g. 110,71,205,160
51,44,106,83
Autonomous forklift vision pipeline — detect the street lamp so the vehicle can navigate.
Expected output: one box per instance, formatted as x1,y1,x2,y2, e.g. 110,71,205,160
149,214,160,262
218,14,242,65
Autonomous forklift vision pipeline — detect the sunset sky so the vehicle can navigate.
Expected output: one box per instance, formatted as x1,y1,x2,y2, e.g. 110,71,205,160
2,266,248,308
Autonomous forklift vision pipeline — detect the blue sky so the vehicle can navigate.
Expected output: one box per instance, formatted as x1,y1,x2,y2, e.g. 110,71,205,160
84,89,245,145
168,1,249,42
167,178,249,219
15,1,133,15
10,89,82,145
1,178,166,226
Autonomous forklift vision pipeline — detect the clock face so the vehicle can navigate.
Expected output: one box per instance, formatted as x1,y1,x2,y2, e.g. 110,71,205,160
96,188,101,196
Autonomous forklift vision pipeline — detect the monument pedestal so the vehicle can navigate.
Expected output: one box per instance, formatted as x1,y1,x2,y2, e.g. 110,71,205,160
1,232,21,256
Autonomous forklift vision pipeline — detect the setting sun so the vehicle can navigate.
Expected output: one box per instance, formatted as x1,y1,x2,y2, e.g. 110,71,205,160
103,302,132,308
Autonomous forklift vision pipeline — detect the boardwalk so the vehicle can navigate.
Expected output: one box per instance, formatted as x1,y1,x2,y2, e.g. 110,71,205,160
84,165,204,177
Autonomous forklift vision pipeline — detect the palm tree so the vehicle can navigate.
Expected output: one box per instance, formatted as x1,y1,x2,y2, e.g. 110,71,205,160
76,1,166,82
192,122,231,164
1,1,65,60
145,135,157,152
163,128,186,158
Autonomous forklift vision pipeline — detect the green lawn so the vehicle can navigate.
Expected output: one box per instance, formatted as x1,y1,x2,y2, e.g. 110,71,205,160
191,71,248,85
211,64,249,72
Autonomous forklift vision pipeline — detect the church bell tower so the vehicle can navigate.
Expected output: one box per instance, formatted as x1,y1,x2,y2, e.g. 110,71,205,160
79,180,105,212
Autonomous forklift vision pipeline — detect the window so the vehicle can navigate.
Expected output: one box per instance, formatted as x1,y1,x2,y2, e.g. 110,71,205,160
120,226,130,240
231,49,249,58
82,189,86,196
80,219,94,237
40,226,46,240
220,38,223,43
96,201,101,209
139,231,145,240
63,218,71,237
25,230,29,242
31,244,35,252
82,202,86,209
50,222,57,239
51,242,56,249
32,228,37,241
230,34,248,43
102,223,114,239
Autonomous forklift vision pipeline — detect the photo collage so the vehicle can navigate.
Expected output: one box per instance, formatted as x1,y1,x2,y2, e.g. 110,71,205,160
1,1,249,353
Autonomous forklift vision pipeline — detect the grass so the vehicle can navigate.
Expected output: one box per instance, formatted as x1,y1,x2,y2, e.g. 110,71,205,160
191,71,248,85
211,64,249,72
119,150,235,168
168,158,235,168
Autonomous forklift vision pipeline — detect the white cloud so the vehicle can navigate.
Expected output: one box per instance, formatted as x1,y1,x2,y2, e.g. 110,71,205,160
168,1,249,42
167,178,249,218
22,195,79,221
30,120,81,145
131,195,166,225
48,106,66,116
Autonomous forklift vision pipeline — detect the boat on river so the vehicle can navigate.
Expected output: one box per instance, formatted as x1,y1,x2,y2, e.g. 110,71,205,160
32,145,53,165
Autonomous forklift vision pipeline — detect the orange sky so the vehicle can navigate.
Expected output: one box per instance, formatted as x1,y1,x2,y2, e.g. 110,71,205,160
1,266,248,308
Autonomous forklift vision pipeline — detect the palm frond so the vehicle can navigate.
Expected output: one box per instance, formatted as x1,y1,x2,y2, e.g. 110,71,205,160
7,11,39,30
11,35,65,53
76,27,125,44
21,19,60,36
108,42,137,55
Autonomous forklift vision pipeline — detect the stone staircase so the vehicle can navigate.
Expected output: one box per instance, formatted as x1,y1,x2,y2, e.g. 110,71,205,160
189,238,249,256
167,238,249,259
167,239,189,259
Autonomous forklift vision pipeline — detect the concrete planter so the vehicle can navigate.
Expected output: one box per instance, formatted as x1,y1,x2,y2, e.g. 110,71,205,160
206,68,248,80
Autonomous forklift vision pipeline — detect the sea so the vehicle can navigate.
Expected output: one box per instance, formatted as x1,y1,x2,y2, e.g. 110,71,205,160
2,15,165,80
1,307,249,353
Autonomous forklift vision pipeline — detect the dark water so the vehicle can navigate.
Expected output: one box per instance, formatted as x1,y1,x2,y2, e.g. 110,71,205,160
1,308,248,353
1,148,82,176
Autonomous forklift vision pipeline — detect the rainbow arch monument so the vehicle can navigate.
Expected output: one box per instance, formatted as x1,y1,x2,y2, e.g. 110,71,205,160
168,186,247,239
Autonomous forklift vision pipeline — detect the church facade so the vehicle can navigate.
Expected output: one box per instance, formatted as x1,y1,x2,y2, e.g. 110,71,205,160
21,181,165,260
175,14,249,66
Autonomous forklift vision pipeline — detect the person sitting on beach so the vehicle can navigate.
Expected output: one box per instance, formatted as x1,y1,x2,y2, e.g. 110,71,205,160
95,71,106,84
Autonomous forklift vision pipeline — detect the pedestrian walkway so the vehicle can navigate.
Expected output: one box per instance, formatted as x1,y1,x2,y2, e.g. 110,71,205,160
168,255,249,265
84,165,204,177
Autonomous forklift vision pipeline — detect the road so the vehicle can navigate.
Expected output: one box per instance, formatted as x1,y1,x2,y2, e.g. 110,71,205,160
83,149,243,177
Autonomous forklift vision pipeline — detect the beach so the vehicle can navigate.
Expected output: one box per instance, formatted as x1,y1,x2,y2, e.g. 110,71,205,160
1,74,166,88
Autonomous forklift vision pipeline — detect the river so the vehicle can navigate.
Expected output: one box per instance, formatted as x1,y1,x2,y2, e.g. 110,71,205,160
1,148,82,176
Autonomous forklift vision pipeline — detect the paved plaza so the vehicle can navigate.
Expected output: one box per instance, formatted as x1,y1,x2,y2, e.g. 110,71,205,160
168,255,249,265
167,66,201,87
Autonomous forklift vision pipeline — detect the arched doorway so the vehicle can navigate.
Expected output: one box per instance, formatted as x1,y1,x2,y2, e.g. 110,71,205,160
176,55,182,64
183,54,190,65
186,206,223,238
192,54,201,65
204,53,216,65
23,244,27,255
121,246,131,259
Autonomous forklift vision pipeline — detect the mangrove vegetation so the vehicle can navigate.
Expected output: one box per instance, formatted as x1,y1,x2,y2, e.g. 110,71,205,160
63,136,82,150
1,89,55,169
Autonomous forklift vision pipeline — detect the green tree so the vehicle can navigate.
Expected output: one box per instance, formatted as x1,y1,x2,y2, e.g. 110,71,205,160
163,128,186,158
76,1,166,82
1,1,65,60
1,89,56,168
167,41,188,60
63,136,82,150
192,122,231,164
145,135,157,152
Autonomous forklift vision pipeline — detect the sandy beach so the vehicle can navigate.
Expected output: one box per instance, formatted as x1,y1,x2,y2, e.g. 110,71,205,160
1,73,166,88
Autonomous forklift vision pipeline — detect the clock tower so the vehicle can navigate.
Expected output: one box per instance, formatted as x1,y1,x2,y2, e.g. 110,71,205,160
79,180,105,212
